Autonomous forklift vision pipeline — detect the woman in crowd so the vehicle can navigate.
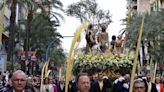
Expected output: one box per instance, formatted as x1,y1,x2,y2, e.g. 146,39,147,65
49,76,58,92
42,77,54,92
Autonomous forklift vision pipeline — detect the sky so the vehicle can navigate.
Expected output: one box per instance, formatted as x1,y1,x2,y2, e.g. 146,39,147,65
57,0,127,52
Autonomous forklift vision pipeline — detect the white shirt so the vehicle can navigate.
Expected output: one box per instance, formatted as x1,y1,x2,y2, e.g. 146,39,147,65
156,83,160,92
123,82,130,89
13,90,25,92
42,84,54,92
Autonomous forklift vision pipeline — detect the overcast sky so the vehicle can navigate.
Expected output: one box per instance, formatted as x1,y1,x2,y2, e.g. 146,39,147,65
57,0,127,52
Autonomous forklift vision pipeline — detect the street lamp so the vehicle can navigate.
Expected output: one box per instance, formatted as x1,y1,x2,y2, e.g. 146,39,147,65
45,36,74,61
45,40,56,61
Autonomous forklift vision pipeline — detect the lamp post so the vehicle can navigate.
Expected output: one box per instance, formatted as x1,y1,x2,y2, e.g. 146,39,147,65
45,40,56,61
45,36,74,61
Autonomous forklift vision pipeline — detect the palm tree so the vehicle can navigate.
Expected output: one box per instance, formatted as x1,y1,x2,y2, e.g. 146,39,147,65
8,0,17,70
5,0,65,71
49,47,66,66
19,0,65,73
21,0,64,51
124,10,164,65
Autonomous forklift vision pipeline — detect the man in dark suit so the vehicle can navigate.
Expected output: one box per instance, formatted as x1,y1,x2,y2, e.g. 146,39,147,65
5,70,30,92
112,74,130,92
70,80,78,92
143,75,158,92
113,76,124,92
91,73,109,92
57,77,65,92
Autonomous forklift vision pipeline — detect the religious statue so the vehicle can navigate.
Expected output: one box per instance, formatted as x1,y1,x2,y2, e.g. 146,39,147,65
85,24,96,53
110,35,116,53
116,35,123,55
97,26,109,53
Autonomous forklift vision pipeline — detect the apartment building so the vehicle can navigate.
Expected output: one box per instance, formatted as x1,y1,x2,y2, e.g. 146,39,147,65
0,1,11,44
0,1,11,72
127,0,164,14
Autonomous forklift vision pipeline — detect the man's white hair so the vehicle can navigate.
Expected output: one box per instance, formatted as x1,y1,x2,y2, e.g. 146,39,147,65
12,70,26,79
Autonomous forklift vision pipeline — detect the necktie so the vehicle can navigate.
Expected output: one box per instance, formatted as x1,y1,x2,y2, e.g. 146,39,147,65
148,82,151,92
99,81,103,91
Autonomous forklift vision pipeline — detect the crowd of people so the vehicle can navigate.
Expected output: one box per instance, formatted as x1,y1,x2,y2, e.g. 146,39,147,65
0,70,164,92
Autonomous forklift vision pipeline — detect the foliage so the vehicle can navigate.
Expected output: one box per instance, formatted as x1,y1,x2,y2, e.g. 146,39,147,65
73,53,133,75
66,0,112,32
2,0,66,67
24,0,65,66
49,48,66,66
124,10,164,63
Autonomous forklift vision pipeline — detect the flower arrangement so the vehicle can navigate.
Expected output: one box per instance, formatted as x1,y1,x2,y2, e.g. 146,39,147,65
73,53,133,75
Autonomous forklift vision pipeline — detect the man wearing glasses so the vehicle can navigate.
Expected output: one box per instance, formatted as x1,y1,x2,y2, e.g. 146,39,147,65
133,78,146,92
5,70,29,92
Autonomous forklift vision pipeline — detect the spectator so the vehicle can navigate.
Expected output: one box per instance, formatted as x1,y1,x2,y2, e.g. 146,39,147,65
155,77,164,92
42,77,54,92
133,78,145,92
77,73,90,92
57,76,65,92
5,70,30,92
49,76,58,92
143,75,158,92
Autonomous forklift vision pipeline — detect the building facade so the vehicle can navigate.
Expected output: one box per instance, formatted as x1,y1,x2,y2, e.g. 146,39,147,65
0,1,11,72
127,0,164,14
0,1,11,50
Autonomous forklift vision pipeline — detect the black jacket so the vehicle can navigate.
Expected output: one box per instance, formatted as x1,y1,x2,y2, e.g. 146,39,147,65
143,79,158,92
5,87,31,92
91,80,108,92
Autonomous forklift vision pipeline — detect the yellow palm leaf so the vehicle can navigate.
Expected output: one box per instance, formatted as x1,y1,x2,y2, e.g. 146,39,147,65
65,21,89,92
